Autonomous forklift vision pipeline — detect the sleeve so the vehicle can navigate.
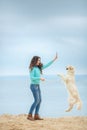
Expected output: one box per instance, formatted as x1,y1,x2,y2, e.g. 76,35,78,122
42,60,54,70
30,68,40,81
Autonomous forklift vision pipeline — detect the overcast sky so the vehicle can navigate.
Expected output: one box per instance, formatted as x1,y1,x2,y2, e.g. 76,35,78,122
0,0,87,76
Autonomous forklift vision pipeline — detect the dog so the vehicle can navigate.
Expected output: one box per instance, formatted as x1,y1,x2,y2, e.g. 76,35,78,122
57,65,82,112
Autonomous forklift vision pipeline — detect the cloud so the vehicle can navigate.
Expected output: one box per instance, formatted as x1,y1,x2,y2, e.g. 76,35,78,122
20,16,87,32
0,0,87,75
47,16,87,29
1,12,87,34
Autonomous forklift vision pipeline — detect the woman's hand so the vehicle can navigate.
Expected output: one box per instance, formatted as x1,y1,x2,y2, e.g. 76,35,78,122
40,78,45,81
53,52,58,61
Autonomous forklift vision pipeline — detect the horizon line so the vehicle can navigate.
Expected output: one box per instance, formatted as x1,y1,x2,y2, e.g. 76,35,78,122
0,73,87,77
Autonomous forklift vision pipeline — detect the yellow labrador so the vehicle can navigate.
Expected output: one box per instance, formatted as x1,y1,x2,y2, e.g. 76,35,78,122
58,65,82,112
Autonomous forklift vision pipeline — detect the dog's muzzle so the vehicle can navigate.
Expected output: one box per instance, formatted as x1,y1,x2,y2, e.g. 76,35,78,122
66,68,68,70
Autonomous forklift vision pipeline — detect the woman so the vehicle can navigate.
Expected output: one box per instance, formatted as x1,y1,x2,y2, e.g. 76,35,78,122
27,53,58,121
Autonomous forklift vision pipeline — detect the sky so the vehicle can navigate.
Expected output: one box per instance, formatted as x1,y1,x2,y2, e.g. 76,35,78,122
0,0,87,76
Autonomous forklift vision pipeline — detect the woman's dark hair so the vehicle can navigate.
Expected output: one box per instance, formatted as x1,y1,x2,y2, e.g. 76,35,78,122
29,56,43,73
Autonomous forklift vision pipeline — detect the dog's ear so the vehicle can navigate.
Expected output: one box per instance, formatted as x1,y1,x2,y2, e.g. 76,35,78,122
70,66,72,70
69,66,73,70
69,66,75,72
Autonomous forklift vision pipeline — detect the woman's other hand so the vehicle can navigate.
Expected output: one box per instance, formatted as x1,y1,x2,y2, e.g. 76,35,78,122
40,78,45,81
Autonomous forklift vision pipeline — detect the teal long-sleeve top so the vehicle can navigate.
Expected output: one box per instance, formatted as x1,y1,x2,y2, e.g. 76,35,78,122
30,60,54,84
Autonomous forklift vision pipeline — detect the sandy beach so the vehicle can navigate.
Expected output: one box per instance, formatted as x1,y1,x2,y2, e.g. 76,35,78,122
0,114,87,130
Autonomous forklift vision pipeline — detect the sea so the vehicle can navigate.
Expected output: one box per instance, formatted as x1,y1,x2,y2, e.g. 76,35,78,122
0,75,87,117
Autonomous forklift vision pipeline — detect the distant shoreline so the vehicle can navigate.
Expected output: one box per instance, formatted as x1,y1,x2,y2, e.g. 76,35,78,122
0,74,87,77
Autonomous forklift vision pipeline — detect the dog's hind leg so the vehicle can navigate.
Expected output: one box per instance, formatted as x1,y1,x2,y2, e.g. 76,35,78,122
65,97,74,112
72,94,82,110
65,104,73,112
76,100,82,110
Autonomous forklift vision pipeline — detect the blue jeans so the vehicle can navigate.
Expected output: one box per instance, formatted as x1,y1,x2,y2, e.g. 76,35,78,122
29,84,41,115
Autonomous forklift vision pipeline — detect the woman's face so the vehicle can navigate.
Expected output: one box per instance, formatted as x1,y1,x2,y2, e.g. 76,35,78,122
36,58,41,66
